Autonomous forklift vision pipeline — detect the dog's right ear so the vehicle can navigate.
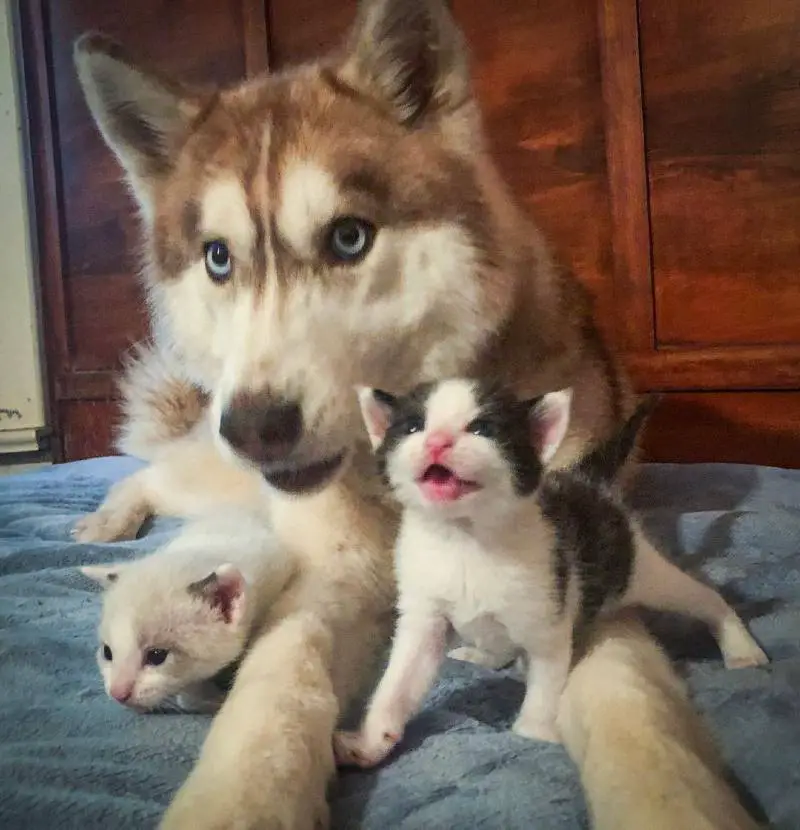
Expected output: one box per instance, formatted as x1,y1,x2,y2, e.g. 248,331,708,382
356,386,397,450
338,0,471,126
73,33,204,209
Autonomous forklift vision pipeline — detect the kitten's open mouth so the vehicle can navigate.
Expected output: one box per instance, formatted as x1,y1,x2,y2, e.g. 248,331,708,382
418,463,480,503
263,453,345,495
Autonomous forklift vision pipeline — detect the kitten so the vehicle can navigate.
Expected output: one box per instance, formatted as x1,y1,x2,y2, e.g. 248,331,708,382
333,379,768,766
81,508,296,713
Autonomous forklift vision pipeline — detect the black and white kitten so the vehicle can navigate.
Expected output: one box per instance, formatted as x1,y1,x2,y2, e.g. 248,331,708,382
333,379,768,766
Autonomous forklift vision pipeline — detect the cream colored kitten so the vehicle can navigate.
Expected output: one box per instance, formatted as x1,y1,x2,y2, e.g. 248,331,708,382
81,508,296,712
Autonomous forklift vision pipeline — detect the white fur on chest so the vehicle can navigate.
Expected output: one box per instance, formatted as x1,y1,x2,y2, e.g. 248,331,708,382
395,510,558,650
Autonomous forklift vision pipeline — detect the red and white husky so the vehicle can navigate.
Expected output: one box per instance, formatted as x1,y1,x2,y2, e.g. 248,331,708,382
73,2,752,829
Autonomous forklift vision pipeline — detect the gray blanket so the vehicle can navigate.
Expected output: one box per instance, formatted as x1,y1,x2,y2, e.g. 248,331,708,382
0,458,798,829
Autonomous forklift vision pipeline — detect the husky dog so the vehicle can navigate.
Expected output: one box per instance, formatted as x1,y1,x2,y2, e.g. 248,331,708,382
68,1,711,827
81,508,295,713
333,380,767,765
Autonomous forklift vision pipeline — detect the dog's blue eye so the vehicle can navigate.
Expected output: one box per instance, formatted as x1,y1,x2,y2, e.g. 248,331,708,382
328,217,375,263
144,648,169,667
102,644,112,661
204,240,232,282
467,418,494,438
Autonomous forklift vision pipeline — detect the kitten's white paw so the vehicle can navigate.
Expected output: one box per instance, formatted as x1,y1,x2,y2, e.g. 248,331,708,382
333,727,401,768
512,714,562,744
719,617,769,669
72,509,142,543
723,642,769,670
448,646,508,669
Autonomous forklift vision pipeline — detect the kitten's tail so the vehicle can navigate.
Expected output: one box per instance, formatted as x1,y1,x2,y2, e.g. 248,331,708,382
576,394,660,483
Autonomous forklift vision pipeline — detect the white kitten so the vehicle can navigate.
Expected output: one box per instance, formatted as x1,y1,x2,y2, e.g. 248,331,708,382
334,379,768,766
81,508,295,713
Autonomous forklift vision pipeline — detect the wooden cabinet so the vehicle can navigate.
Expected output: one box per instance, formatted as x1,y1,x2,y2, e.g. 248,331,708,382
17,0,800,466
603,0,800,465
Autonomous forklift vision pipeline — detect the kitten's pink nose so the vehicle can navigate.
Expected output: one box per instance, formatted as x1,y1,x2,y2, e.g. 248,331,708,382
110,683,134,704
425,431,454,462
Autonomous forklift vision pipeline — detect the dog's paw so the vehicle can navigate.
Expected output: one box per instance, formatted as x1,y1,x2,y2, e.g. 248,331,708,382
72,510,141,543
512,714,562,744
333,728,401,769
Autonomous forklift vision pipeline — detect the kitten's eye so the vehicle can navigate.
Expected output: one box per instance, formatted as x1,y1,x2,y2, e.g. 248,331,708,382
144,648,169,667
102,644,113,661
204,240,232,282
327,217,375,263
402,416,425,436
466,418,495,438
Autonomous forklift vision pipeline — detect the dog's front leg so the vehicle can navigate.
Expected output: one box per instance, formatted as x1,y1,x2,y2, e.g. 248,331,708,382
160,610,338,830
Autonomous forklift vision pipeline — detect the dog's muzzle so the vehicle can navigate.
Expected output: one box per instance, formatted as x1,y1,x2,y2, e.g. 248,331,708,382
261,452,346,494
218,392,345,494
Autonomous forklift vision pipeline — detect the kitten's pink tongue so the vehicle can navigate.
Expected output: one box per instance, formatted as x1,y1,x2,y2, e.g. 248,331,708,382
419,465,477,502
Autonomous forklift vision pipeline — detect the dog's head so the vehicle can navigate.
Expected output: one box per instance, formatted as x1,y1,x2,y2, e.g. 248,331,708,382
75,0,510,494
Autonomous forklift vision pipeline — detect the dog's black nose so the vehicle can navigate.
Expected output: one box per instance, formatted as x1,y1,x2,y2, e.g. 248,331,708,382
219,394,302,465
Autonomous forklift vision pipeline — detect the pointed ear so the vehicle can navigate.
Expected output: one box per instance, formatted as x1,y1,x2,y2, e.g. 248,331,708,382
356,386,397,450
73,33,203,205
337,0,471,126
188,564,247,626
80,563,125,588
528,388,573,466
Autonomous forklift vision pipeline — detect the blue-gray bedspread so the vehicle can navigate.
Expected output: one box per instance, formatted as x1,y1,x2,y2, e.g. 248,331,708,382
0,458,798,829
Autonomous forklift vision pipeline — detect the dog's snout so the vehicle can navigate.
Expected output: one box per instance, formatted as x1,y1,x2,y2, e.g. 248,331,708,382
219,394,302,466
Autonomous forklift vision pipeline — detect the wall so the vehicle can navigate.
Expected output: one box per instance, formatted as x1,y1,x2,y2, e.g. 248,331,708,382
0,0,47,454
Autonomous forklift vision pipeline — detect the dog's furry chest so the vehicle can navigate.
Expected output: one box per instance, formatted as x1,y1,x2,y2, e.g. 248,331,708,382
395,512,557,645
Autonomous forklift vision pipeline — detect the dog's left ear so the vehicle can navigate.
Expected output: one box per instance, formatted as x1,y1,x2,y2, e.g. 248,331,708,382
526,388,573,466
338,0,471,126
356,386,397,450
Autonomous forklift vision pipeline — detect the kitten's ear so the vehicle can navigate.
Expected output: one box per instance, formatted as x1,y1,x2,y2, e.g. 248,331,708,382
188,564,247,626
527,388,573,466
73,33,204,210
337,0,471,126
356,386,397,450
80,563,125,588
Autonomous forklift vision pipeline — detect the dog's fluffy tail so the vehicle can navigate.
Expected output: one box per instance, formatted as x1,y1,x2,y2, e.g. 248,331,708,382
558,611,764,830
115,342,208,460
575,393,660,484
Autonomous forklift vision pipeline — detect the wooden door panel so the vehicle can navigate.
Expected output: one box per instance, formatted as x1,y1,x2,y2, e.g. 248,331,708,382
640,0,800,350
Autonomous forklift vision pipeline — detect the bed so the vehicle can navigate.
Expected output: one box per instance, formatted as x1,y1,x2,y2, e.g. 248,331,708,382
0,457,798,829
